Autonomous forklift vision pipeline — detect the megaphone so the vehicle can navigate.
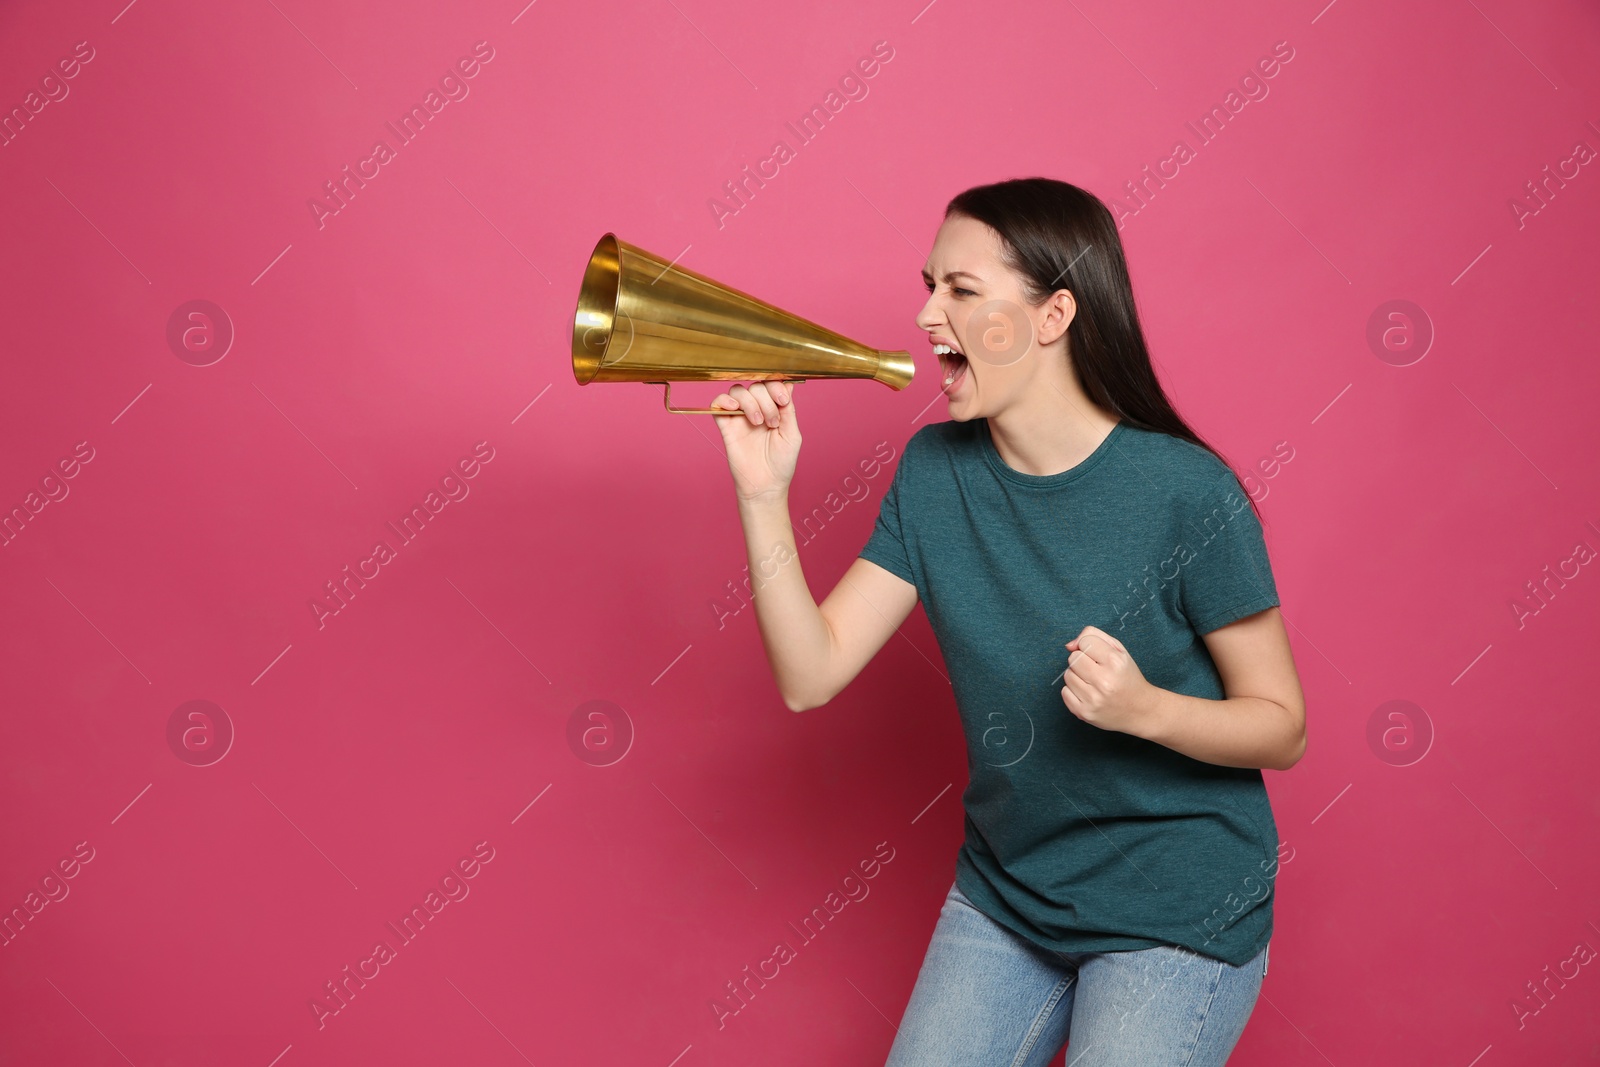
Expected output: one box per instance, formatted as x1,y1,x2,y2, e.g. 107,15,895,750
570,233,915,414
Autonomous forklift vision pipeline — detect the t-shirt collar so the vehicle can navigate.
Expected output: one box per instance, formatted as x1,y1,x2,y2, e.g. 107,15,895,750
978,417,1125,488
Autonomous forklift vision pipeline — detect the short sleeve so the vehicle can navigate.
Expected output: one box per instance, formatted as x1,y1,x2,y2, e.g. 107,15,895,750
858,447,916,587
1178,470,1281,634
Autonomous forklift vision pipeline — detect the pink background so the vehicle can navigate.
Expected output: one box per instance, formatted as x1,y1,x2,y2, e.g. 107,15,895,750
3,0,1599,1063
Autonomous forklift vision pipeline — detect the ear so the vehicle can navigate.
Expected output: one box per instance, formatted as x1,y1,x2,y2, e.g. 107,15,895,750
1036,288,1078,346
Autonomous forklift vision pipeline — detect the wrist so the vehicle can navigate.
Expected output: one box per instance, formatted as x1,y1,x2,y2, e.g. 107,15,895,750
1137,684,1183,746
737,488,789,510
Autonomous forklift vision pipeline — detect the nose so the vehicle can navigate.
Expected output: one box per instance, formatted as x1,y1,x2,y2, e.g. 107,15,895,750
914,291,940,333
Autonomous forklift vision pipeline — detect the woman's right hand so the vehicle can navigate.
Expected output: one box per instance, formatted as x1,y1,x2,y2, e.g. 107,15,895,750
711,380,800,502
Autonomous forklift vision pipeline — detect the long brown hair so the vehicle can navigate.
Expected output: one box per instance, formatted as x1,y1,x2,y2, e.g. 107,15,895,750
945,177,1262,520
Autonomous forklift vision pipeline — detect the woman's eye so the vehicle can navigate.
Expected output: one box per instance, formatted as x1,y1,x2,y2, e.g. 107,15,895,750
923,280,935,292
953,287,975,297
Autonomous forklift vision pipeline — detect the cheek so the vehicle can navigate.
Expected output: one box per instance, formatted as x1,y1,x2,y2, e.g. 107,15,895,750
948,306,976,347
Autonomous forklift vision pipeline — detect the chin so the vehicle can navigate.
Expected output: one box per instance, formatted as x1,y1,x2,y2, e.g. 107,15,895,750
943,394,983,420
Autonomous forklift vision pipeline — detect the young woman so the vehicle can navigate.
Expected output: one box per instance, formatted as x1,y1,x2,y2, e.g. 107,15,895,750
710,177,1306,1066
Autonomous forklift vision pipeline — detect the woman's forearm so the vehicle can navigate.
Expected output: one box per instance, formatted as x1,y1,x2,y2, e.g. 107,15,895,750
1140,688,1306,771
735,492,834,710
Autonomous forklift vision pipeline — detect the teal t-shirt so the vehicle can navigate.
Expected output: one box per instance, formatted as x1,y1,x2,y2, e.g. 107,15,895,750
858,417,1284,967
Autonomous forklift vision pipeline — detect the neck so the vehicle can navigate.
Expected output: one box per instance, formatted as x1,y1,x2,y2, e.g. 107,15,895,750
985,352,1121,477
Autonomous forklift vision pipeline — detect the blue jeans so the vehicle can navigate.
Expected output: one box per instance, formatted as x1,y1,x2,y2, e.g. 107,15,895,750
885,882,1268,1066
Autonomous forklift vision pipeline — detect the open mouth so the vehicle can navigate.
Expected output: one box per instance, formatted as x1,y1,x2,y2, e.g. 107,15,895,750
933,343,968,394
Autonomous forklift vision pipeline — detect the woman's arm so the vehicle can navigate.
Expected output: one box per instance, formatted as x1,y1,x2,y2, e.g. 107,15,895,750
738,499,919,711
1143,607,1306,770
711,379,920,712
1061,608,1306,771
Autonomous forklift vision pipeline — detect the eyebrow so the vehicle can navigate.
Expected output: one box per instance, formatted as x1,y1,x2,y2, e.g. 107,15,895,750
920,269,984,283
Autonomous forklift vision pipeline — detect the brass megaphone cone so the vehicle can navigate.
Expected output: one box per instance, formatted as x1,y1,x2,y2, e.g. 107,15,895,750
571,233,915,413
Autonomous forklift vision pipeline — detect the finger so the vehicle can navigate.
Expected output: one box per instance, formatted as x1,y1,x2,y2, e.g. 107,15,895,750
728,384,764,427
710,393,744,433
1081,626,1126,653
778,383,800,434
1068,668,1104,713
770,380,791,406
1062,646,1088,681
1066,650,1099,684
1090,633,1122,665
1069,635,1107,667
750,383,781,428
1061,671,1090,712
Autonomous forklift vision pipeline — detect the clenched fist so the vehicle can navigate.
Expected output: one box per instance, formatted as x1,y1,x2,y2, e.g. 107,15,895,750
1060,625,1162,739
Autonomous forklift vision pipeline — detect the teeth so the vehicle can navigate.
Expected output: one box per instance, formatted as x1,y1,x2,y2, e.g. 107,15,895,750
934,342,963,387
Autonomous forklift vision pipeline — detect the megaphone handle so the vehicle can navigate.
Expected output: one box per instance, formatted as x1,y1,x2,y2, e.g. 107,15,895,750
657,380,805,415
